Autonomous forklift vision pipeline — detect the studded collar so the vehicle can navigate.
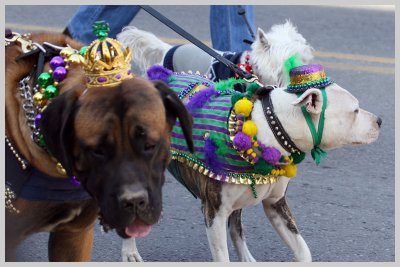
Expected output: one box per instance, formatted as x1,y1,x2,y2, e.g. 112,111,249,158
261,88,304,156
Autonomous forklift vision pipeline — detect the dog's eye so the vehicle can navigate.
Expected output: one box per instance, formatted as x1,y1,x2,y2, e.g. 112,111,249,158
90,148,105,159
354,108,359,114
135,126,146,138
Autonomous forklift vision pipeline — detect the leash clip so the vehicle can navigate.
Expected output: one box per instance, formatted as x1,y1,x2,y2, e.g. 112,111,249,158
5,32,36,53
243,74,264,87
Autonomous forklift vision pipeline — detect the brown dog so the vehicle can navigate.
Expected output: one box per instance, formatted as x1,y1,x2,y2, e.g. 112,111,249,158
5,32,193,261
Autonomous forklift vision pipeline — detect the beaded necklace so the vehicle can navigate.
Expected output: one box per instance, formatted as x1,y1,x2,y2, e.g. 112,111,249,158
32,46,87,186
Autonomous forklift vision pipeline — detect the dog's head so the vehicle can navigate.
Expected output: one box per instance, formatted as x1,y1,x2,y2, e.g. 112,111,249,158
291,84,381,149
250,20,314,87
252,84,381,154
41,77,193,238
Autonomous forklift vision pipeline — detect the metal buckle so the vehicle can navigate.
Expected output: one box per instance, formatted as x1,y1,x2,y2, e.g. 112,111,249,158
5,32,36,53
243,74,264,87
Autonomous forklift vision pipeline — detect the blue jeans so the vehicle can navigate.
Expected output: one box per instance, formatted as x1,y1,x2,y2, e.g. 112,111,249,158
67,5,255,51
210,5,255,52
67,5,141,44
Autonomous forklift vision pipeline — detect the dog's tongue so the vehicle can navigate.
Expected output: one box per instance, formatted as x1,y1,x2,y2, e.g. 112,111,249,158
125,219,152,238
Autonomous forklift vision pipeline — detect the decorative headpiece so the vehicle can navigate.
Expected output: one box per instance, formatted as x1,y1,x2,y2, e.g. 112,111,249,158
83,21,133,88
286,64,333,93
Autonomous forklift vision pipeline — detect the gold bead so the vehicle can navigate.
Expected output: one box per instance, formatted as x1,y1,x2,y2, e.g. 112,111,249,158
33,92,46,107
56,162,67,176
69,54,83,64
60,47,75,57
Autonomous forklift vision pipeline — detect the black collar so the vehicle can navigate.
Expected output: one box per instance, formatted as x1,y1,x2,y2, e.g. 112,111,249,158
261,88,303,155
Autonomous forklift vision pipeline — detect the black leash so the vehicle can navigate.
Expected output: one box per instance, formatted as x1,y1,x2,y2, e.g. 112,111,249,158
237,5,255,45
139,5,262,86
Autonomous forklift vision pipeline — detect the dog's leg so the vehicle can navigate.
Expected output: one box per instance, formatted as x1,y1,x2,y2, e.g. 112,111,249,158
48,227,94,261
204,203,230,262
262,196,312,262
121,238,143,262
228,209,256,262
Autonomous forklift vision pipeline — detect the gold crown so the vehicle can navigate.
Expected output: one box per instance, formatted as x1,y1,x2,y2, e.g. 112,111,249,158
82,21,133,88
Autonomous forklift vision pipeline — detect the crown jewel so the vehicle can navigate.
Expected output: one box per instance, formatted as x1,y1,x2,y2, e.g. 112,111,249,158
83,21,133,88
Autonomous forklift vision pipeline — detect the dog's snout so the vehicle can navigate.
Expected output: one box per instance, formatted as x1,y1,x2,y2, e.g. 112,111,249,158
119,190,149,211
377,117,382,128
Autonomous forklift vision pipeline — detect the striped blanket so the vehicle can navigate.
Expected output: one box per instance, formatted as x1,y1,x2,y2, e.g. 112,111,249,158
147,66,280,185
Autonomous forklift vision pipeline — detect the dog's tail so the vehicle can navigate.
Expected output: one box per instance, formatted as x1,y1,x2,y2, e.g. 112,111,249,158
117,26,172,75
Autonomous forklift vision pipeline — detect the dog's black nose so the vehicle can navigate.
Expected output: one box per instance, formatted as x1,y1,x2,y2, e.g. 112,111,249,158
377,117,382,128
119,190,149,211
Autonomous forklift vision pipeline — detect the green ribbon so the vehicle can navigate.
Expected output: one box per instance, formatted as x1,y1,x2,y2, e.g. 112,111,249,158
298,88,328,165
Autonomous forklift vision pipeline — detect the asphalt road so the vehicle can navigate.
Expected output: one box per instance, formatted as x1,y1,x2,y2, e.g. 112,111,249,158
5,5,395,262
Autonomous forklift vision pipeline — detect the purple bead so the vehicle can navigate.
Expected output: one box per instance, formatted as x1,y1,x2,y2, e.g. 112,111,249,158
115,74,121,79
127,70,132,75
69,176,81,187
34,113,42,128
52,66,67,82
97,77,107,83
50,56,65,70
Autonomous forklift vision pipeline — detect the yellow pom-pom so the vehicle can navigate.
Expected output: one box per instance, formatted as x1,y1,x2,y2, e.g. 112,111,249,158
271,169,277,175
242,120,257,137
253,141,259,147
251,152,257,157
233,98,253,117
283,163,297,178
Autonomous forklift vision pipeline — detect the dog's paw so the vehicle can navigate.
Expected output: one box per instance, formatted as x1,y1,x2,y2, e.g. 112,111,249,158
122,252,143,262
121,238,144,262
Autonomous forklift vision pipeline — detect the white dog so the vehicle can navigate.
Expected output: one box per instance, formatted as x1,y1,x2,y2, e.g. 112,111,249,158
116,22,381,262
117,20,314,87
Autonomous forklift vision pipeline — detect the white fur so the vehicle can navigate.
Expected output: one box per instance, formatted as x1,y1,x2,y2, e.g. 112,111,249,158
118,21,314,86
121,238,143,262
250,21,314,86
117,26,172,75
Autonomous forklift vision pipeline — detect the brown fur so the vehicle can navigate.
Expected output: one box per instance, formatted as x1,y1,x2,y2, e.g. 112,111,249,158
271,197,299,234
172,161,222,227
5,33,97,261
5,32,193,261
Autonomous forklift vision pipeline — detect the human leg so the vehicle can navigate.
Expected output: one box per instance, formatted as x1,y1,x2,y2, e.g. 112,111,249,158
66,5,141,44
209,5,255,52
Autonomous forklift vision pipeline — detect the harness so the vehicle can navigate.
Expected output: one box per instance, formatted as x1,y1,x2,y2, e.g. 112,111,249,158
5,31,91,213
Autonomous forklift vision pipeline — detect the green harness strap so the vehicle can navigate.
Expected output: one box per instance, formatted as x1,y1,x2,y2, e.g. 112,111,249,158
298,88,328,165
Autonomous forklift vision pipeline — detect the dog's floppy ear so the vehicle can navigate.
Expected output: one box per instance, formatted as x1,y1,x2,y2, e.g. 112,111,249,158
291,88,323,114
40,89,79,177
152,80,194,153
256,28,269,49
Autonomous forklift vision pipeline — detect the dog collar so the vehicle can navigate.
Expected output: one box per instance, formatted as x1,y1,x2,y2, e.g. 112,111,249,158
261,87,304,156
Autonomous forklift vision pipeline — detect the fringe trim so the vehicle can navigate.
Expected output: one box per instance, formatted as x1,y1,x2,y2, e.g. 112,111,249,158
171,150,280,185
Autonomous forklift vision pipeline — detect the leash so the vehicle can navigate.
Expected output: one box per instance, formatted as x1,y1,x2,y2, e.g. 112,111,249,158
139,5,263,87
237,5,255,45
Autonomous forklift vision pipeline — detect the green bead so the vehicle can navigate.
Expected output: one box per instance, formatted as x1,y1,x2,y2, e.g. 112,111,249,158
79,46,88,56
38,134,46,147
38,72,53,88
92,21,109,40
44,85,59,99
